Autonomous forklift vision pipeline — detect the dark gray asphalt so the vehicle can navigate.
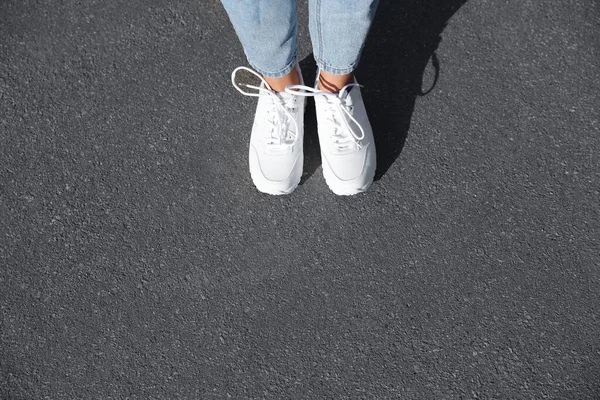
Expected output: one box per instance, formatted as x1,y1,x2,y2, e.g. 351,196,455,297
1,0,599,398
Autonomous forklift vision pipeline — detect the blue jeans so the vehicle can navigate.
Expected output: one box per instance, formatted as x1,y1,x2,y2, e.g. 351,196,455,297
220,0,380,78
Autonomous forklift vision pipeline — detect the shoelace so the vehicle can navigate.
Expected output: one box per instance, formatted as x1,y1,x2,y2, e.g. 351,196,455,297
231,66,299,147
285,83,365,149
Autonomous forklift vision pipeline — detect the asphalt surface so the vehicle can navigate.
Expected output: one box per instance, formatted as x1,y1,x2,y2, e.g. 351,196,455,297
1,0,599,398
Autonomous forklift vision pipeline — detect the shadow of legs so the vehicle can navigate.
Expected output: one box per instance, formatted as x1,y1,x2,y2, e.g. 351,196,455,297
359,0,467,181
299,54,320,185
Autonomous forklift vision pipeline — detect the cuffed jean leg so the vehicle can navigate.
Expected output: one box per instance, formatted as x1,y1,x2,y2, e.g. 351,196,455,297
220,0,298,78
309,0,379,75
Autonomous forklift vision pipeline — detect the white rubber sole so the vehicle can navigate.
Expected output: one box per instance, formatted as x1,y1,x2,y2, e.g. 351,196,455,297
251,178,301,196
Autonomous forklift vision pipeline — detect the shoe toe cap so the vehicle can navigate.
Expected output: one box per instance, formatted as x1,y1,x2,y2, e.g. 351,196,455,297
249,146,303,194
323,143,376,195
324,142,375,182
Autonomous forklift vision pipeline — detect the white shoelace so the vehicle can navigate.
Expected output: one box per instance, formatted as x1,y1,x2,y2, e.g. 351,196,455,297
285,83,365,149
231,66,299,147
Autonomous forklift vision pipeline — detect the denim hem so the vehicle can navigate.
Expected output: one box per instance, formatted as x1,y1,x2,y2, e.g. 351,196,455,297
248,53,298,79
316,58,357,75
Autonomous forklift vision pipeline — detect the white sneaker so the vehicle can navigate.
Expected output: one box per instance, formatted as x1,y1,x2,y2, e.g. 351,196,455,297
231,66,305,195
286,70,376,195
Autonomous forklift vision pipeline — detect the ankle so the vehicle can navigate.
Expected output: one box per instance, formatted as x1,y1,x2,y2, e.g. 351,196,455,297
263,68,301,92
318,71,354,93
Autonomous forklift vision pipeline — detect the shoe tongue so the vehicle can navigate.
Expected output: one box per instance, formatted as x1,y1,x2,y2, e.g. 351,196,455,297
275,90,296,107
340,86,354,106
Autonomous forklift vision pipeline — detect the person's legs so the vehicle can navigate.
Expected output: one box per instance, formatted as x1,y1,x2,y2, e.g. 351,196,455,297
221,0,305,195
220,0,300,91
309,0,379,92
291,0,379,195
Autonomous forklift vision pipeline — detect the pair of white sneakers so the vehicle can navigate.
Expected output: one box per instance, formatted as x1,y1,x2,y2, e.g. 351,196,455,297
231,65,376,196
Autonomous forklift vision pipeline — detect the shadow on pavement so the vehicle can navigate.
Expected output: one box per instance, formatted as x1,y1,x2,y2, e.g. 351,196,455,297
360,0,467,180
298,0,466,185
298,55,321,185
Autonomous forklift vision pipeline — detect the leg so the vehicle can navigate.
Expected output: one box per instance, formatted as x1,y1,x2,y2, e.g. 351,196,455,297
220,0,300,91
305,0,379,195
308,0,379,92
222,0,305,195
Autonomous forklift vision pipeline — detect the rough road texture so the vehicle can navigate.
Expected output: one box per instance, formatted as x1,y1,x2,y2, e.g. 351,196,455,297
1,0,599,398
